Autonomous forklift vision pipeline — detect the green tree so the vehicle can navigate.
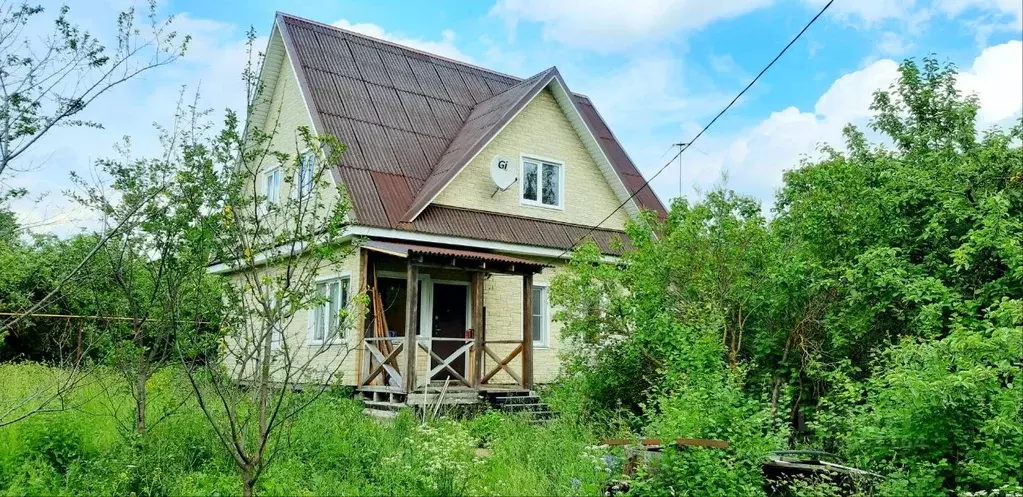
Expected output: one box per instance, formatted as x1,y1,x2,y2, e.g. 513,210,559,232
0,0,187,178
67,94,224,436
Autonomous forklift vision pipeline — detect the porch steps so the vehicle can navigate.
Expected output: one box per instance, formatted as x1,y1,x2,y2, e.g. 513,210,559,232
486,391,557,424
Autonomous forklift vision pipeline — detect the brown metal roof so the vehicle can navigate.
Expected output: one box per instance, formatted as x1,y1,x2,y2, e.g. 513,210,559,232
408,205,634,256
403,68,557,221
363,239,548,272
275,12,667,246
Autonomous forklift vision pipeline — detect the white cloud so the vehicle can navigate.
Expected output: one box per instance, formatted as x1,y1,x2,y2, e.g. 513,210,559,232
678,39,1023,205
876,31,913,55
957,40,1023,125
803,0,919,25
331,19,473,63
489,0,774,52
936,0,1023,23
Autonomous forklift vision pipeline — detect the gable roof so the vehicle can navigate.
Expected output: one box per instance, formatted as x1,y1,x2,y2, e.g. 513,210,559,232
272,12,667,249
403,67,558,221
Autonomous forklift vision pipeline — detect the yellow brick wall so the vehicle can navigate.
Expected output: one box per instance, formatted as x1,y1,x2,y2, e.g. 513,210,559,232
481,261,565,385
224,246,364,385
250,56,341,217
433,89,631,230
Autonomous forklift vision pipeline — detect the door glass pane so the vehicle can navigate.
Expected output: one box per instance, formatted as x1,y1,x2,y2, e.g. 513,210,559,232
523,161,538,201
542,163,559,206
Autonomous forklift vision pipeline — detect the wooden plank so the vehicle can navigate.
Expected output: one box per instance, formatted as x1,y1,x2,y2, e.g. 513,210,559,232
364,342,404,385
471,272,484,388
356,248,369,386
482,343,523,384
676,438,730,449
364,342,403,386
422,342,473,387
522,273,534,389
403,262,419,393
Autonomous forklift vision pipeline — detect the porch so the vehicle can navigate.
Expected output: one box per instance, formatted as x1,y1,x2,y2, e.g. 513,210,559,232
355,240,546,408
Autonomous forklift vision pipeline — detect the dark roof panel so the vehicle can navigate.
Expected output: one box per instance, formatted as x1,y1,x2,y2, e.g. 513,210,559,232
350,121,401,174
406,57,450,100
434,65,476,106
386,128,432,180
332,75,379,123
398,91,442,137
366,83,413,132
379,52,422,94
347,40,393,87
426,97,464,138
338,167,388,226
313,31,360,79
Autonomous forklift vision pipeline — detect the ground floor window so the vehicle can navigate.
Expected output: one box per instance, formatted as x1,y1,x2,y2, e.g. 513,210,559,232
309,277,349,345
531,285,549,347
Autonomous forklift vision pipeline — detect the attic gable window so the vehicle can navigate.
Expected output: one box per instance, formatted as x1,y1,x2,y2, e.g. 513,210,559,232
298,151,315,198
521,157,563,209
264,167,281,205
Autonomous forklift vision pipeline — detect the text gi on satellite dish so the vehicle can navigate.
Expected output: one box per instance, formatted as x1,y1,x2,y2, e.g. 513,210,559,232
490,155,516,192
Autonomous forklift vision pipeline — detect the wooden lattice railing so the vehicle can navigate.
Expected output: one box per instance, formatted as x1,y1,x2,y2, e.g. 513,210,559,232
480,340,524,385
417,337,473,389
362,337,403,389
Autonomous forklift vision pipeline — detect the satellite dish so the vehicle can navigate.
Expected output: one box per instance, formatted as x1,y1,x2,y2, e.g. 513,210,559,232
489,155,516,190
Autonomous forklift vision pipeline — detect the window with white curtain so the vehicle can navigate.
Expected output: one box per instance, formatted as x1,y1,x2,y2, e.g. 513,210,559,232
264,167,281,205
309,277,349,345
521,158,562,208
298,151,315,199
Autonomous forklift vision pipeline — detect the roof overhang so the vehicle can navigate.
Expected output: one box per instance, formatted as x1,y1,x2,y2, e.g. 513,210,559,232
363,240,547,274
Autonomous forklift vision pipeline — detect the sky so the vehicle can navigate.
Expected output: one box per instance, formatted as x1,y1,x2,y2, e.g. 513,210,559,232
5,0,1022,235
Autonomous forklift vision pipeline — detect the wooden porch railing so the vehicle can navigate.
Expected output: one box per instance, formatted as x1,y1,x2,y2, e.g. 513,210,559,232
416,337,473,389
361,337,403,389
480,340,524,385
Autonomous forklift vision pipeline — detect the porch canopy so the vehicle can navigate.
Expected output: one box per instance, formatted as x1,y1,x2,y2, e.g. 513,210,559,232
362,240,547,275
359,239,548,395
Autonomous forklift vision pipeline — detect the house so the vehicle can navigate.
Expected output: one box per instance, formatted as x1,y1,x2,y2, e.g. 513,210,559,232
211,12,666,408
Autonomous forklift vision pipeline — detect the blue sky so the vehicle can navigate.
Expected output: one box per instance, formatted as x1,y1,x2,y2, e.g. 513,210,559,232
7,0,1022,233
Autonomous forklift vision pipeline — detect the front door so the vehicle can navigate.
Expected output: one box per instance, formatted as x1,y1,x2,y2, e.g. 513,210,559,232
430,283,467,381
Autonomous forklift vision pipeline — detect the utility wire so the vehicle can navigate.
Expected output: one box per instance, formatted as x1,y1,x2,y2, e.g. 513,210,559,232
554,0,835,260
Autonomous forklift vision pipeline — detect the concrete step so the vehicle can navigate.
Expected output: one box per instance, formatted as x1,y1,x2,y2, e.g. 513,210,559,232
492,395,542,405
498,402,547,412
362,400,405,412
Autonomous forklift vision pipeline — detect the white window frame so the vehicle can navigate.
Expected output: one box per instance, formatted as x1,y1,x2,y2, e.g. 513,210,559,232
307,273,350,346
297,150,316,199
519,154,564,210
528,284,550,348
264,167,281,205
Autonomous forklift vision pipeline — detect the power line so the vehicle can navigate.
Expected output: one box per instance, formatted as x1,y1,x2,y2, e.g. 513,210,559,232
555,0,835,260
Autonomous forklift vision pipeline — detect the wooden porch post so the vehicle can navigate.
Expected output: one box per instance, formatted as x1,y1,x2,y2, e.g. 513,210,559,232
403,261,419,393
522,273,534,390
471,272,484,388
356,248,369,386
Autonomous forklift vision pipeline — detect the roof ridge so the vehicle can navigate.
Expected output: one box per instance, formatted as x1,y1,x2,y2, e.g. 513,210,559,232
276,12,523,84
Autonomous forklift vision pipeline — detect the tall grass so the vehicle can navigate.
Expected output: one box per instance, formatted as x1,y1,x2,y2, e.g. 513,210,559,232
0,363,613,496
